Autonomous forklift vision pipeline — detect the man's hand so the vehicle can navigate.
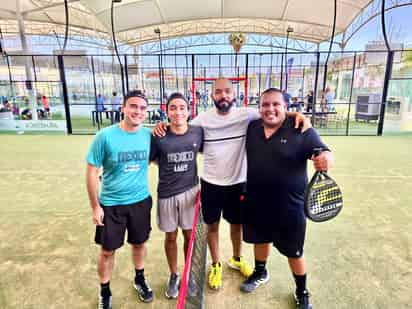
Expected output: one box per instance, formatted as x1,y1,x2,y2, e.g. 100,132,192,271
293,112,312,132
311,151,333,172
92,206,104,226
152,122,167,137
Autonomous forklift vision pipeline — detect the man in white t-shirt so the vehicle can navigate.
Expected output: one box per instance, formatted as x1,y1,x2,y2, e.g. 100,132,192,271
154,78,310,290
324,87,335,111
111,91,122,122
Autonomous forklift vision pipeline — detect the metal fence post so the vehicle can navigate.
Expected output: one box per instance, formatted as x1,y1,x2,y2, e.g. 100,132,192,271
377,50,394,136
124,55,129,92
312,52,321,124
346,52,357,136
91,56,100,131
57,54,72,134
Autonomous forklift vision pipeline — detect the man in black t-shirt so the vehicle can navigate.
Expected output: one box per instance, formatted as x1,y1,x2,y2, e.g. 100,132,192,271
241,88,333,309
150,92,203,299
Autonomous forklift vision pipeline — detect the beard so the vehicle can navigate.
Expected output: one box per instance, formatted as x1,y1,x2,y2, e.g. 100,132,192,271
213,98,236,113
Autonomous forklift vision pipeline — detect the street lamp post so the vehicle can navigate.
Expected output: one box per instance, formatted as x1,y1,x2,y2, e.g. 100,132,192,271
154,28,165,106
111,0,126,97
285,26,293,92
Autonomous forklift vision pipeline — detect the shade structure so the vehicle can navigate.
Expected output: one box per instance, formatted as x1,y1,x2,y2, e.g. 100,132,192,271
0,0,375,47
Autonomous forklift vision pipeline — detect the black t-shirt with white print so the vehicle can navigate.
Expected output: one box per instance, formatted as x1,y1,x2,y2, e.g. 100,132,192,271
150,126,203,199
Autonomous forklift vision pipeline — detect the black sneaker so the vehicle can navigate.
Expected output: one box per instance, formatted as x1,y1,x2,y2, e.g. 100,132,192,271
165,273,180,299
98,295,112,309
240,269,270,293
295,290,313,309
133,277,154,303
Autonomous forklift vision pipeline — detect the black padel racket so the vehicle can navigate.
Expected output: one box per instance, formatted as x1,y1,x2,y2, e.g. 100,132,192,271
304,149,343,222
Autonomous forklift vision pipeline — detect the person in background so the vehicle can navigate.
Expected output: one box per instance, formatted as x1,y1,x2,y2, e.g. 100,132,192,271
0,99,12,112
96,94,106,123
290,97,301,112
41,95,50,118
21,97,32,120
36,96,45,119
305,91,314,113
239,92,245,106
110,91,122,122
201,90,209,111
324,87,335,112
282,89,292,110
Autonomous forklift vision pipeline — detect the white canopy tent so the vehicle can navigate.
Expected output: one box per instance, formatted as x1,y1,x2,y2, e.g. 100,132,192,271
0,0,376,49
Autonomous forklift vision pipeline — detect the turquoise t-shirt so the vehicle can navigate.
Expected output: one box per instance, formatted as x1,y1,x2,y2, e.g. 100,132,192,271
86,124,151,206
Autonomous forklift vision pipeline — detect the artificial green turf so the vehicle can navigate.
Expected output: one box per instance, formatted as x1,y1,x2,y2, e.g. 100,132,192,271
0,134,411,308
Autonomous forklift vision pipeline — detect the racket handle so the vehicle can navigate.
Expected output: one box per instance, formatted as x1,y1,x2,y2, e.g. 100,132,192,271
312,148,328,174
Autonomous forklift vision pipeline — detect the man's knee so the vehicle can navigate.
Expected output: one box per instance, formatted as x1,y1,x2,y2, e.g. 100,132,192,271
182,229,191,239
101,249,115,259
288,256,305,265
131,243,145,251
165,231,178,243
207,222,219,234
230,223,242,232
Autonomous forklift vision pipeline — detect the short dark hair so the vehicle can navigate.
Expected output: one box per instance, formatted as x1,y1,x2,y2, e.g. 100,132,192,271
261,87,283,97
123,90,148,106
166,92,189,111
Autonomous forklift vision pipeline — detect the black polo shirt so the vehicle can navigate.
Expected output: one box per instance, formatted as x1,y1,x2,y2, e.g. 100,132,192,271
245,117,329,227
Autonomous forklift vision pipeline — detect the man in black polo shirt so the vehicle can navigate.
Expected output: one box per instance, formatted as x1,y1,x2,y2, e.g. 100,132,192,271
241,88,333,309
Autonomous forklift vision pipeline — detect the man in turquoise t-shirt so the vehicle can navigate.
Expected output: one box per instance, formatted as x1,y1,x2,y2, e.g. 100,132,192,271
86,90,153,308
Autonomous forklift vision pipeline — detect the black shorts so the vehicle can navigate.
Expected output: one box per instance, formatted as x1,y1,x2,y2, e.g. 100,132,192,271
95,196,152,251
200,179,245,224
243,213,306,258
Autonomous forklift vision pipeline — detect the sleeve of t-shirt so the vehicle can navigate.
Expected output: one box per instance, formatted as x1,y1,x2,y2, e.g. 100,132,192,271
302,128,330,160
190,112,202,126
246,107,260,122
150,135,159,162
86,132,106,168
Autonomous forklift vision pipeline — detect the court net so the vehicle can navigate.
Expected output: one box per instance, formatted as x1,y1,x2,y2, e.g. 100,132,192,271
176,191,207,309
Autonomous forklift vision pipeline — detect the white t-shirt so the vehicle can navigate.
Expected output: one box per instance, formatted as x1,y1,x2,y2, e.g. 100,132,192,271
191,107,260,186
111,96,122,111
324,91,335,111
324,91,335,104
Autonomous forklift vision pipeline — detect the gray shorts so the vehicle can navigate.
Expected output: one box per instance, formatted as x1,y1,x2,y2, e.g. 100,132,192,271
157,185,199,232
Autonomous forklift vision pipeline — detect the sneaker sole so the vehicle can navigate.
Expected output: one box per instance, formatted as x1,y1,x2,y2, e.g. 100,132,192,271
240,273,270,293
293,293,313,309
208,279,222,290
227,261,240,270
227,261,253,277
97,295,112,309
133,283,153,303
209,284,222,290
165,290,178,299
